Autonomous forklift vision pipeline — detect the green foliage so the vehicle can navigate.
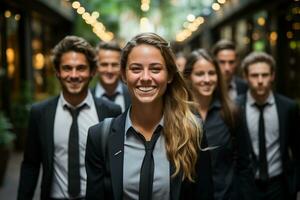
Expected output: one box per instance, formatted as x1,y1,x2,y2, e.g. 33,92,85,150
46,75,60,96
0,112,15,147
11,81,33,129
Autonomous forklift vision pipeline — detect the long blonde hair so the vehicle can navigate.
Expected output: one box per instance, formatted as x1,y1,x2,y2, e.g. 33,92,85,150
121,32,202,181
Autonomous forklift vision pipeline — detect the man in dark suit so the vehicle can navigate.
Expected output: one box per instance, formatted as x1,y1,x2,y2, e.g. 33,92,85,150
237,52,300,200
17,36,121,200
212,39,248,100
92,41,130,112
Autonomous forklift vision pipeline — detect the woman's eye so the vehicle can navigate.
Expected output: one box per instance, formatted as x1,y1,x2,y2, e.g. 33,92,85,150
131,68,141,73
208,71,216,75
194,72,204,76
151,68,160,73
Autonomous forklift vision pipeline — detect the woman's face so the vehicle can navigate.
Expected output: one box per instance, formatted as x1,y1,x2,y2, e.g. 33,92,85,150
123,44,170,105
190,58,217,98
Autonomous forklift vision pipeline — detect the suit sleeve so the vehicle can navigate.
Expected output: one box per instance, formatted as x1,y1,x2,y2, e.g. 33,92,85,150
96,98,122,121
85,124,106,200
17,105,41,200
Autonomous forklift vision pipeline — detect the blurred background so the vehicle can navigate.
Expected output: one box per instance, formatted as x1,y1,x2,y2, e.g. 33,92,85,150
0,0,299,199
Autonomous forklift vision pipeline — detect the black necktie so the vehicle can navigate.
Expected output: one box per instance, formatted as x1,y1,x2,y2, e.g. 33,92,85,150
65,104,86,198
130,126,162,200
254,103,269,181
103,92,119,102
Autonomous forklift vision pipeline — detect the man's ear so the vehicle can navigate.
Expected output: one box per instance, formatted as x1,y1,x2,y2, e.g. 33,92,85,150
55,70,60,78
271,71,275,82
90,67,96,77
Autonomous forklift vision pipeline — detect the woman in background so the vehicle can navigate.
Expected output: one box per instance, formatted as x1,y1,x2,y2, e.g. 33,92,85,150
184,48,256,200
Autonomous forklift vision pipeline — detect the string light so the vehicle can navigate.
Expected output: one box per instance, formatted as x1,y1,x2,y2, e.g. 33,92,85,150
176,16,205,42
70,1,113,41
176,0,227,42
141,0,150,12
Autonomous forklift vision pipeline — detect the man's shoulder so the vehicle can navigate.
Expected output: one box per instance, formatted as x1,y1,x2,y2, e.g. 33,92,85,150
31,96,59,111
274,93,298,108
234,76,246,83
94,97,121,111
234,76,248,88
235,93,247,105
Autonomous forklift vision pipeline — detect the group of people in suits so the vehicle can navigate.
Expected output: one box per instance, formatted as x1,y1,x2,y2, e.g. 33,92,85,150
16,32,299,200
183,48,255,200
180,39,300,200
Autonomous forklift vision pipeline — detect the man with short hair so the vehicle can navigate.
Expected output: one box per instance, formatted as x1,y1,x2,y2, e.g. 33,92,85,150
17,36,121,200
212,39,248,100
92,41,131,112
237,52,300,200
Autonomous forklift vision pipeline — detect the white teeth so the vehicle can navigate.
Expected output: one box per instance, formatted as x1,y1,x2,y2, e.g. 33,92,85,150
138,87,154,92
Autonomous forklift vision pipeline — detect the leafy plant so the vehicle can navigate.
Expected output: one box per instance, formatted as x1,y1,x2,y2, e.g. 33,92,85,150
0,112,15,148
11,81,33,129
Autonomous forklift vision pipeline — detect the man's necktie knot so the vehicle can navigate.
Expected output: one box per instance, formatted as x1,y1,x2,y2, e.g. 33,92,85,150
254,103,268,112
103,92,119,101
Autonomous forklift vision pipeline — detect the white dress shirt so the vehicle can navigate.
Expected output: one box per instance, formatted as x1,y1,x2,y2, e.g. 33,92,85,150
228,78,238,101
123,108,170,200
51,91,99,198
95,81,126,112
246,91,282,179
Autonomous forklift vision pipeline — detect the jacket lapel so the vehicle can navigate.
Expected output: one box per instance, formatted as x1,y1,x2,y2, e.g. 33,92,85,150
239,95,255,155
44,97,59,170
108,113,126,200
92,96,103,121
170,162,182,200
274,94,285,155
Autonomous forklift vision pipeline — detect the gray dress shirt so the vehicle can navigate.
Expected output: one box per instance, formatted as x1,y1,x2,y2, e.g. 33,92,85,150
123,109,170,200
51,91,99,198
95,81,126,112
228,78,238,101
246,91,282,178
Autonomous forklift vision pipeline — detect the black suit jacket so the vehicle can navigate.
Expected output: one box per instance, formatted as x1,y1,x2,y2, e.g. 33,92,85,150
234,76,248,96
17,96,122,200
91,82,131,110
236,93,300,195
85,111,214,200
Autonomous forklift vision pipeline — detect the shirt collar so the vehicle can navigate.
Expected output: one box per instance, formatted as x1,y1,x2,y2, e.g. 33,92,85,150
95,81,123,97
59,90,93,109
124,107,164,136
229,78,237,90
247,90,275,106
209,98,221,110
